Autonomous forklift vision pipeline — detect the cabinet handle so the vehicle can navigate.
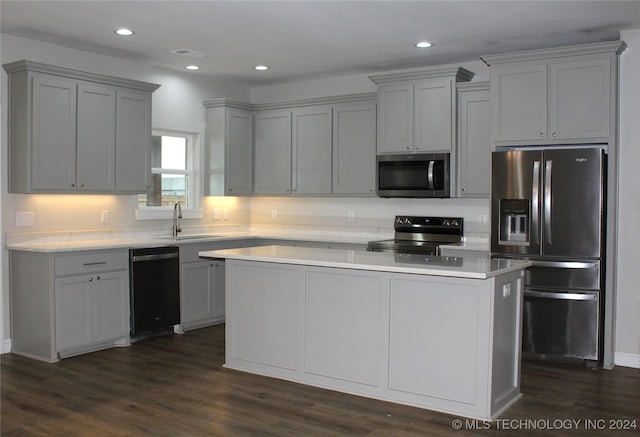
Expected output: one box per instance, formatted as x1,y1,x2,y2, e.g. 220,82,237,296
539,132,544,137
96,276,100,280
552,133,557,137
462,188,466,192
406,145,411,150
83,261,107,266
79,183,84,188
88,277,93,282
71,183,75,188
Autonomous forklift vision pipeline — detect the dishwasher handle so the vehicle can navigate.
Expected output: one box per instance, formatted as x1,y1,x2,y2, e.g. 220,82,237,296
132,252,179,263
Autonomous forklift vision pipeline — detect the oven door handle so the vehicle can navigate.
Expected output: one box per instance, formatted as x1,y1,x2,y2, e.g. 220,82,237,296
525,289,598,301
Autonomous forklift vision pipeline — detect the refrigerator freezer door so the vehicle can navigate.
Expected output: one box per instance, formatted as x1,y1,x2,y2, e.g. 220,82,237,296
491,150,542,255
542,148,604,258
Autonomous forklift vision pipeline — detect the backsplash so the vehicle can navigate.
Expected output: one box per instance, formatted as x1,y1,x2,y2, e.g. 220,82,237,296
249,196,490,244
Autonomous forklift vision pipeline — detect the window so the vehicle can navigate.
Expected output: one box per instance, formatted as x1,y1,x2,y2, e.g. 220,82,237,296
136,130,203,220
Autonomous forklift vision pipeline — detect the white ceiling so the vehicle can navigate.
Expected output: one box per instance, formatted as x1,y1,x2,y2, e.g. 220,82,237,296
2,1,640,86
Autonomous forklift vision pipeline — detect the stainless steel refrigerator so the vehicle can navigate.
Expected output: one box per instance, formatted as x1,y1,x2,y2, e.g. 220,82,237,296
491,146,606,365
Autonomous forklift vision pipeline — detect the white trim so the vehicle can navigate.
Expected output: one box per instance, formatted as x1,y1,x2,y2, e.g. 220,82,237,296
2,339,11,354
614,352,640,369
135,207,204,220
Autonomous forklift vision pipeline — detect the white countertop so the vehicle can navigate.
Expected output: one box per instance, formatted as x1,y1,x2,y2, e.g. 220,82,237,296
200,245,529,279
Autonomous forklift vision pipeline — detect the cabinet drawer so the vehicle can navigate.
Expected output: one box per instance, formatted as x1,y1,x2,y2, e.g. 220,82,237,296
55,251,127,276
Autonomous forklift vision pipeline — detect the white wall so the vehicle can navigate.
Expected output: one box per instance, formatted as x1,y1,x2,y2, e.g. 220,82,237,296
615,29,640,368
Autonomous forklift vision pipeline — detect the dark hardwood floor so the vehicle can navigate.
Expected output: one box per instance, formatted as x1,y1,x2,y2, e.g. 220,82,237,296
2,324,639,436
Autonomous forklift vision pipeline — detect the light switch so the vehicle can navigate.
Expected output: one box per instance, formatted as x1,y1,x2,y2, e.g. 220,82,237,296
100,210,109,224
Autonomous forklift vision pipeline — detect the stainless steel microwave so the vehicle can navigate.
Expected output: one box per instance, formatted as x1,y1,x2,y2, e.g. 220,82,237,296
376,153,450,198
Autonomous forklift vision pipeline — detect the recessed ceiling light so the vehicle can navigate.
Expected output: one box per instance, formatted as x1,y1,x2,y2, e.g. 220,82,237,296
254,65,269,71
114,28,135,36
415,41,432,48
185,65,200,71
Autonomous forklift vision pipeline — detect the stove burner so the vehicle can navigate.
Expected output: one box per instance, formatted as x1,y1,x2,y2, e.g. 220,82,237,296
367,215,463,255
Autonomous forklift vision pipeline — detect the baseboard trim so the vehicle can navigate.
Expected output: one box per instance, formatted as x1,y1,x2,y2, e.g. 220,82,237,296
614,352,640,369
2,339,12,354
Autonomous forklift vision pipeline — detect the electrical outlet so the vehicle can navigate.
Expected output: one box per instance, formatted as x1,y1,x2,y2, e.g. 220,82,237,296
223,208,229,220
502,283,511,297
479,214,488,225
16,211,34,227
100,210,109,224
213,208,222,220
347,210,355,222
271,209,278,220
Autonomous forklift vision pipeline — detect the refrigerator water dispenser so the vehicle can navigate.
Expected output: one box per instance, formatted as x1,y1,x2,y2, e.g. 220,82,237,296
499,199,530,245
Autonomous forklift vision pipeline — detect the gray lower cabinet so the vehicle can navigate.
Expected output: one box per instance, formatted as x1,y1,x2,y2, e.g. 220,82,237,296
2,60,159,194
179,239,256,331
484,41,625,146
456,82,491,197
10,249,130,362
55,269,129,352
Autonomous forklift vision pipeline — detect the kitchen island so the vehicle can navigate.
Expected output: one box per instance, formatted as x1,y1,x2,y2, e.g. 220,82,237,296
199,245,531,420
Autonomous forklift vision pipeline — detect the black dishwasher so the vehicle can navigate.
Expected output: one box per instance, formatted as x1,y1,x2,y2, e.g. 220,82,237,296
129,246,180,339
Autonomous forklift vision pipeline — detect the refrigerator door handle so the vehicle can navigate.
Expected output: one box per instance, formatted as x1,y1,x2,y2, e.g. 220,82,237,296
544,159,553,245
532,160,540,244
530,260,599,269
525,289,598,301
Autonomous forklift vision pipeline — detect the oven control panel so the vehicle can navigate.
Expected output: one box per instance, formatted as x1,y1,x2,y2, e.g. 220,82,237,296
394,216,463,234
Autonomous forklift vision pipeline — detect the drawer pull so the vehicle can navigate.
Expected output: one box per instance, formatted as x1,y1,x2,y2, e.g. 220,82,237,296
83,261,108,266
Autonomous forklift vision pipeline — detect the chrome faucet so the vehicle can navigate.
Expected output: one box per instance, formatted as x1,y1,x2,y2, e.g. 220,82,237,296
172,201,182,237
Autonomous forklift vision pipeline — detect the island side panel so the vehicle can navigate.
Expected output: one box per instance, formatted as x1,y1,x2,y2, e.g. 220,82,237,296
226,261,300,373
304,270,382,386
387,276,492,417
490,270,525,416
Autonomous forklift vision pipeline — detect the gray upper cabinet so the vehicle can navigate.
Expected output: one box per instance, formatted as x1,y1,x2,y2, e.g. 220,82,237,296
292,106,332,195
77,82,116,191
483,41,626,146
3,61,159,194
253,109,293,195
456,82,491,197
370,67,474,154
332,102,376,195
203,100,254,196
115,88,153,193
206,94,377,197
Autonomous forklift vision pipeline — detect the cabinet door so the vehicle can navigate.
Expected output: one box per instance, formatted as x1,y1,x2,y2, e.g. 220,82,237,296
31,74,77,191
491,64,547,142
93,271,129,342
549,58,611,140
377,83,413,153
226,108,254,195
253,110,292,194
115,88,152,192
458,88,491,197
55,275,93,351
181,261,215,326
414,78,453,152
332,102,376,195
292,106,332,194
77,82,116,191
